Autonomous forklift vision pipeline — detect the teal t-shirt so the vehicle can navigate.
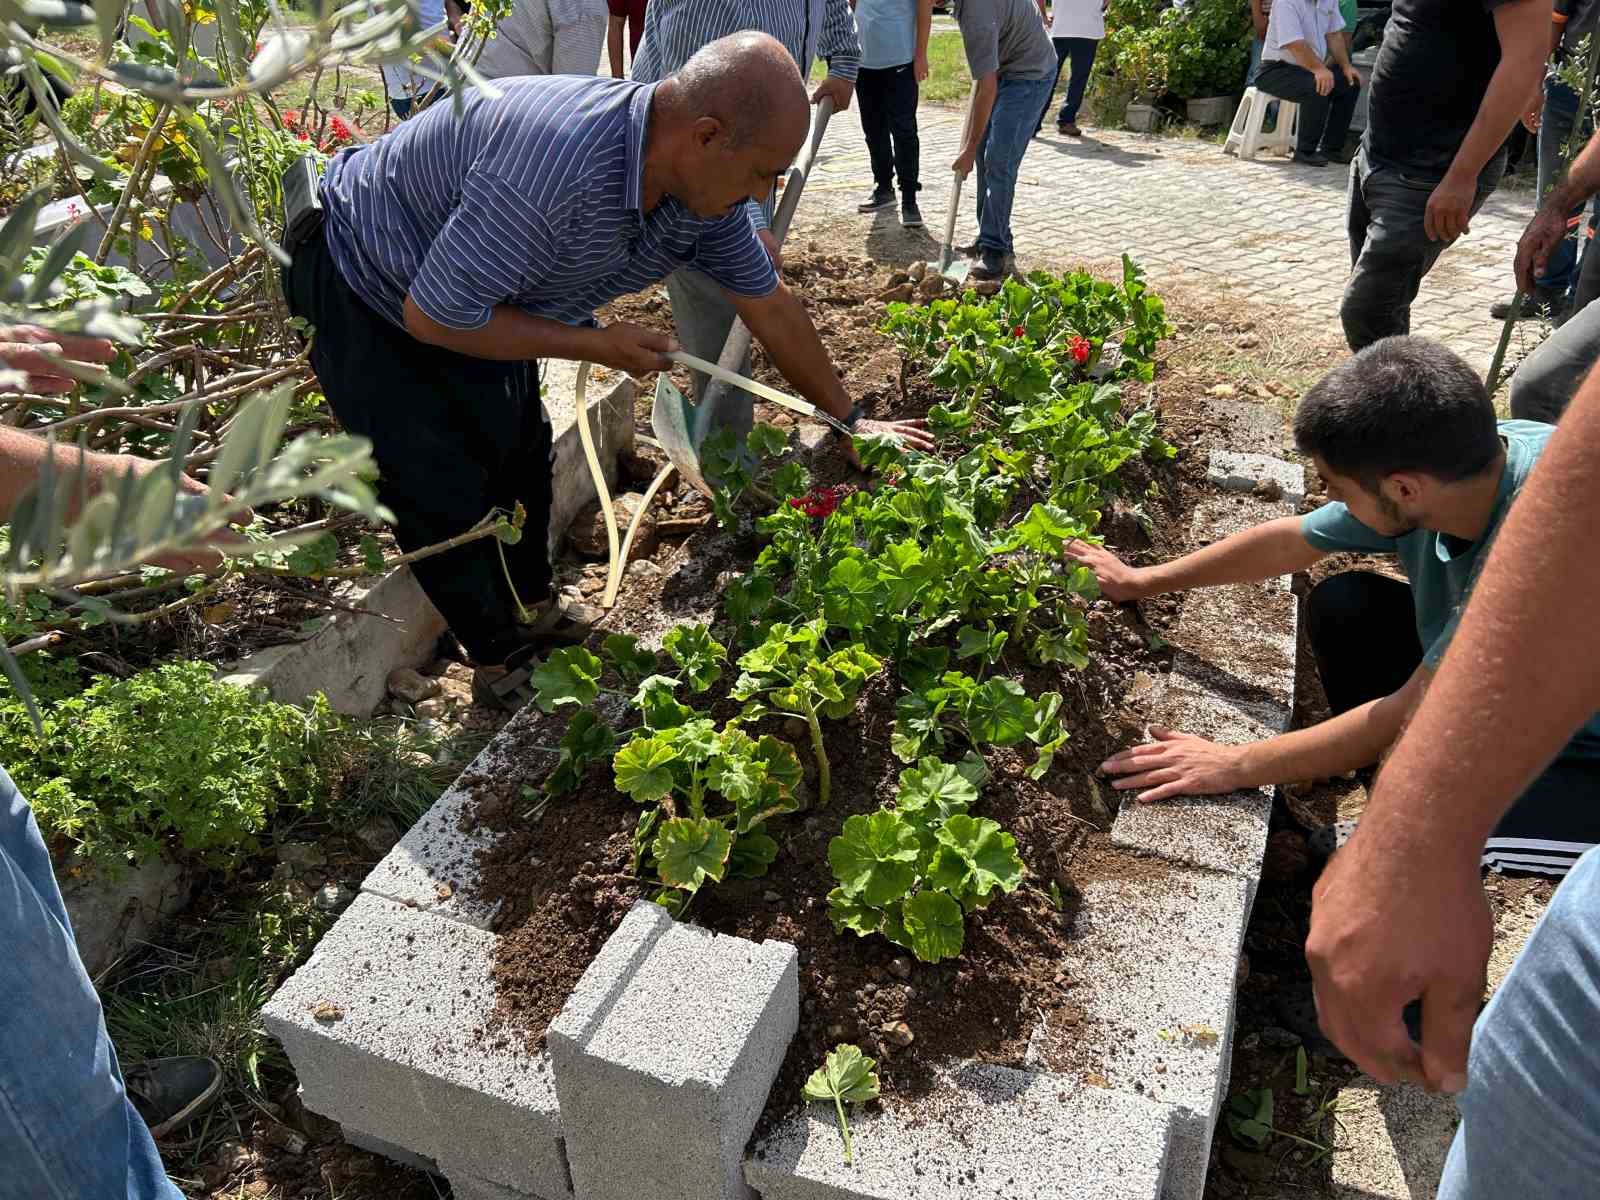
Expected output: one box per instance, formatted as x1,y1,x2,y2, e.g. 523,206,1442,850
1300,420,1600,746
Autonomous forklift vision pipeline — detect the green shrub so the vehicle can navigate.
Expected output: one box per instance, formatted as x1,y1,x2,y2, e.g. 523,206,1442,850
0,661,338,871
1160,0,1252,99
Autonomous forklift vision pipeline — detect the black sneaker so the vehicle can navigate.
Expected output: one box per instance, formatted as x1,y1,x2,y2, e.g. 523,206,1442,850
900,196,924,229
1490,288,1565,321
125,1056,224,1140
1292,150,1329,167
857,186,896,213
970,251,1007,282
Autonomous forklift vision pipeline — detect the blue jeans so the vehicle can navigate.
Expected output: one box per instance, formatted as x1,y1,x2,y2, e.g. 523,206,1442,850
1437,846,1600,1197
0,768,181,1200
976,75,1054,256
1535,73,1597,298
1246,35,1265,86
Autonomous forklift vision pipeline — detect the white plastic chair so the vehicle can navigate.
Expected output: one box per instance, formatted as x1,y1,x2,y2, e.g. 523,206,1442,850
1223,88,1300,161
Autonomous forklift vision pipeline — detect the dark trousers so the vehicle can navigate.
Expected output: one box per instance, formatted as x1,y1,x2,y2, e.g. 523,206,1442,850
1038,36,1099,129
1253,60,1359,158
282,226,554,666
1307,571,1600,876
856,62,920,195
1342,147,1504,350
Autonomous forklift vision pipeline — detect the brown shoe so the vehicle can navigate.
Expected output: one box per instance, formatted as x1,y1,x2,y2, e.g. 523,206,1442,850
1057,122,1082,137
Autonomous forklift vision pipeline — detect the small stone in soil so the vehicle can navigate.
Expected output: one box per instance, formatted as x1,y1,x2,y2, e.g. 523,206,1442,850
763,890,782,904
887,956,912,980
881,1020,914,1049
313,882,356,911
354,817,400,858
262,1124,309,1156
215,1141,253,1173
386,667,440,704
1260,1026,1301,1048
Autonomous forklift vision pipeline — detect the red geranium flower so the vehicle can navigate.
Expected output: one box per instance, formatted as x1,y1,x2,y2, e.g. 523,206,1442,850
1012,324,1026,338
1069,335,1091,365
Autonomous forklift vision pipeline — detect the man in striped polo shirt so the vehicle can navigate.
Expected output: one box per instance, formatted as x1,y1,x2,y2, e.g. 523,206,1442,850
630,0,860,438
283,33,931,711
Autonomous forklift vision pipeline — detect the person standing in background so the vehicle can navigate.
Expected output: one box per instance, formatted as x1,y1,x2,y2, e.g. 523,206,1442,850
475,0,609,77
385,0,445,116
853,0,934,228
1247,0,1273,85
607,0,649,77
1038,0,1105,136
1253,0,1361,167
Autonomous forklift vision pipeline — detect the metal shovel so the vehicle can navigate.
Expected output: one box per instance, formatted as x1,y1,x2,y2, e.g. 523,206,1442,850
923,80,981,285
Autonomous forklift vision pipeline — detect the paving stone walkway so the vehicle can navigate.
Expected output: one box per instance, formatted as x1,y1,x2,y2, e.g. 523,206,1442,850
792,103,1540,372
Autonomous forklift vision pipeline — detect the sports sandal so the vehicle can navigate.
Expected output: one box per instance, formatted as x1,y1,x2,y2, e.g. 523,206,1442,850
473,642,545,713
518,593,605,646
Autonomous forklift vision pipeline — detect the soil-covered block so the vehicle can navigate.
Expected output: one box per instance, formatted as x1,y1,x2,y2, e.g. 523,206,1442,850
548,911,799,1200
1185,490,1300,546
1171,578,1298,711
1111,652,1280,879
744,1060,1178,1200
1206,450,1306,505
1048,866,1252,1200
262,895,571,1198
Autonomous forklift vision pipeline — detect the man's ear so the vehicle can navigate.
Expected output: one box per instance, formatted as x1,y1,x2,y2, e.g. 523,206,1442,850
1383,472,1426,507
691,115,726,150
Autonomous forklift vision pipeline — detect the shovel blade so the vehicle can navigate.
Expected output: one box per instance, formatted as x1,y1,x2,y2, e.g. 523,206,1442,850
651,372,713,497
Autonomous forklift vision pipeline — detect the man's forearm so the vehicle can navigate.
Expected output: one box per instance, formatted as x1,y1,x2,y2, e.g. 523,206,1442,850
962,73,999,157
917,0,934,58
1233,672,1421,788
1137,516,1325,595
1544,127,1600,215
1444,1,1548,183
1329,31,1353,69
403,296,603,362
0,425,116,525
1285,40,1326,72
732,283,853,422
1362,363,1600,858
608,17,625,78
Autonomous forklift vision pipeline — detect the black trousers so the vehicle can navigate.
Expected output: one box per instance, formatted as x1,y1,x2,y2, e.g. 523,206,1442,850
282,226,553,666
1254,60,1359,158
856,62,920,195
1307,571,1600,876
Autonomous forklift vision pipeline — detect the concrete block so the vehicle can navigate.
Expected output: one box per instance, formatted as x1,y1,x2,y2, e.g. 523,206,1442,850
340,1123,438,1173
1207,450,1306,505
452,1175,555,1200
59,851,193,978
218,567,446,717
549,910,798,1200
542,359,637,557
1172,581,1298,710
1186,492,1300,547
1036,866,1252,1200
746,1060,1177,1200
262,895,571,1198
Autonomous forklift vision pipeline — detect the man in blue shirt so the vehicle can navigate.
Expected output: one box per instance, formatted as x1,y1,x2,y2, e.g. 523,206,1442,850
1067,336,1600,878
284,34,931,711
852,0,934,229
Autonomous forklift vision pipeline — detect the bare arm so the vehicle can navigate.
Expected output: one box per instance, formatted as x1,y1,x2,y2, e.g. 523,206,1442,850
731,283,853,422
1329,29,1353,70
1251,0,1267,38
916,0,934,72
1065,515,1326,601
1517,125,1600,287
401,295,676,374
954,71,999,170
1283,38,1329,72
1426,0,1547,239
607,14,625,78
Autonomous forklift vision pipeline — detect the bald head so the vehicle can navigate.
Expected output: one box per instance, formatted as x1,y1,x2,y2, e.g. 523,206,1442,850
670,31,810,152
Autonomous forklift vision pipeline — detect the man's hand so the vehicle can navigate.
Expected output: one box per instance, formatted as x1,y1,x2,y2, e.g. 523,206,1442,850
110,453,250,574
1099,728,1247,803
1522,86,1545,133
841,416,936,467
1425,170,1477,241
1062,538,1149,602
758,229,783,270
813,75,854,112
1514,201,1571,292
1254,14,1268,38
0,325,116,395
1307,824,1491,1091
592,322,678,375
1342,63,1362,89
1313,65,1334,97
914,51,930,82
952,146,977,177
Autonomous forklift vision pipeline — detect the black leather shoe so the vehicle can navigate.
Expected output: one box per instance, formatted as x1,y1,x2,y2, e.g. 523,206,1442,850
1292,150,1329,167
126,1057,224,1140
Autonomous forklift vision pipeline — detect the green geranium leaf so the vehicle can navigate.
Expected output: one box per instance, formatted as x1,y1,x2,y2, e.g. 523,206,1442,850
603,633,659,683
747,421,789,460
894,757,977,822
827,886,886,936
823,557,879,634
663,623,726,692
727,828,779,878
630,808,661,874
634,674,692,730
901,889,965,963
652,816,733,890
613,735,680,803
558,711,615,765
724,571,776,628
897,645,949,692
530,646,603,713
936,813,1024,898
662,717,720,765
770,461,811,500
955,622,1008,665
965,677,1031,746
891,692,944,763
828,810,919,906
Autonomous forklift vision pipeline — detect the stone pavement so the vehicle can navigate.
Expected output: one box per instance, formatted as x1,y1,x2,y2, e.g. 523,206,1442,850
790,103,1538,373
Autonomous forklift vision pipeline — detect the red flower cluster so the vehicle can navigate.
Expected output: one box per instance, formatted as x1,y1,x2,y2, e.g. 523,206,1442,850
282,109,358,153
1069,335,1091,365
1012,324,1026,338
788,484,851,519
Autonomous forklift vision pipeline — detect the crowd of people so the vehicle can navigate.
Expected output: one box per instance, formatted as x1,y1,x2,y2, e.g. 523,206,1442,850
5,1,1600,1197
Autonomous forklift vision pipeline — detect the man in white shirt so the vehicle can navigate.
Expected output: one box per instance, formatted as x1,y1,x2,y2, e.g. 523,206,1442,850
475,0,609,78
1038,0,1106,137
1253,0,1360,166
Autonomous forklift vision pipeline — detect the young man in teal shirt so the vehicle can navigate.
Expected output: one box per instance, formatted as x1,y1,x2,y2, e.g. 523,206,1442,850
1067,336,1600,877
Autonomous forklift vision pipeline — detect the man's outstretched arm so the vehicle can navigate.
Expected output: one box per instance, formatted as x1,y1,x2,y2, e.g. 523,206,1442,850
1516,124,1600,290
1308,361,1600,1093
1065,515,1327,601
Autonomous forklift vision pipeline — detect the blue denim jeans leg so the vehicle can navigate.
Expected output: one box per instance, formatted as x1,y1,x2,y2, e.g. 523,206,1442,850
1246,35,1265,86
0,767,182,1200
975,74,1054,256
1437,846,1600,1198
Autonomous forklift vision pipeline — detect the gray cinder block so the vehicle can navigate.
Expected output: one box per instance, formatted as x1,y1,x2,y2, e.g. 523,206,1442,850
745,1060,1178,1200
548,908,798,1200
262,895,571,1198
1206,450,1307,505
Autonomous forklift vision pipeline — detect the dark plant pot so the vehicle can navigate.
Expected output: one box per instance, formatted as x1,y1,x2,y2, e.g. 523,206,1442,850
1186,95,1237,126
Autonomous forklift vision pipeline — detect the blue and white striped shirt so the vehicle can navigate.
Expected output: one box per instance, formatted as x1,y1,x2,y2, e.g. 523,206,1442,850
319,76,780,332
630,0,861,85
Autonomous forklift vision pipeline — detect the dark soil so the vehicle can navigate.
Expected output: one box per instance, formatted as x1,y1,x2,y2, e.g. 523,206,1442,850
457,251,1274,1132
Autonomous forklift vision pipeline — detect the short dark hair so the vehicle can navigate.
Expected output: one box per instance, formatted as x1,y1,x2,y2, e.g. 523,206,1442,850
1293,337,1501,491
